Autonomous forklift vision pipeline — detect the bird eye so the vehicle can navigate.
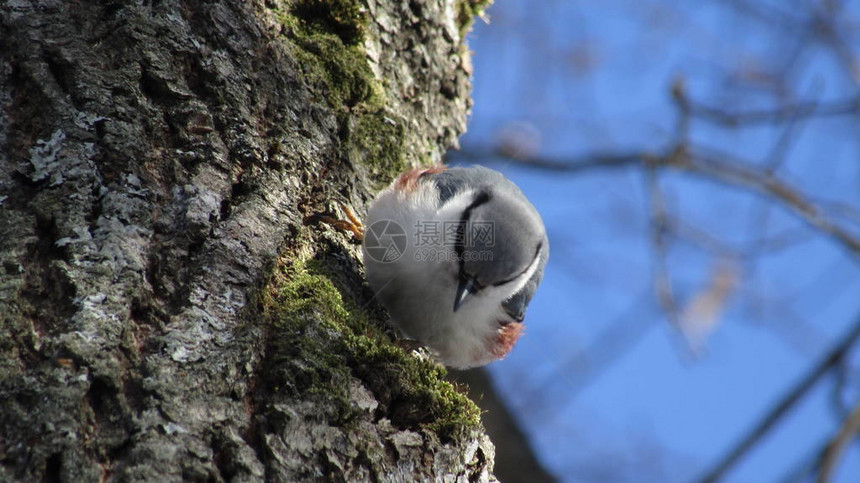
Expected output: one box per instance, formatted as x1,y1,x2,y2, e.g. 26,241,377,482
460,273,484,292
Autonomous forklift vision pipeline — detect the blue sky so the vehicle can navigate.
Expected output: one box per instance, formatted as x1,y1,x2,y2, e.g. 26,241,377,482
457,1,860,481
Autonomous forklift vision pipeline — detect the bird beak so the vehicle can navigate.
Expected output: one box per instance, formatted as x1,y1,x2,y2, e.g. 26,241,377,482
454,276,477,312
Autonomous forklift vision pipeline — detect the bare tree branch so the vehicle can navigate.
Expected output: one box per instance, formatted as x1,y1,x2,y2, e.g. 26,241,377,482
454,147,860,258
645,166,682,329
817,401,860,483
675,151,860,257
687,97,859,126
697,315,860,482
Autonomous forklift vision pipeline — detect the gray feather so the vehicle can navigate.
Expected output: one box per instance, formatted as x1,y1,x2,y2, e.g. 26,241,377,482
427,165,549,323
431,166,508,204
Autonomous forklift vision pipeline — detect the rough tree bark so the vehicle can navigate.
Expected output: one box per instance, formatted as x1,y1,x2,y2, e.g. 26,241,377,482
0,0,495,480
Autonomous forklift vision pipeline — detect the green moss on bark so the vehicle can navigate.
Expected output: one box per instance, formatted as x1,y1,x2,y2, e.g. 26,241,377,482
261,250,481,439
271,0,405,183
262,0,487,441
291,0,368,46
456,0,493,38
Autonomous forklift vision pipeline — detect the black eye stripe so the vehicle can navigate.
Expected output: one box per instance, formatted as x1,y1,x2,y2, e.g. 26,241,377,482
469,190,491,210
456,190,492,284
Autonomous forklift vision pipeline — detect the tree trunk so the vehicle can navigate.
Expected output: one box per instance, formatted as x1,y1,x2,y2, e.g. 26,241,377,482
0,0,495,480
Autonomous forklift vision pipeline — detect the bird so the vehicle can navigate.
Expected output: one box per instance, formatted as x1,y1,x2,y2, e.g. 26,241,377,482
362,165,548,369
